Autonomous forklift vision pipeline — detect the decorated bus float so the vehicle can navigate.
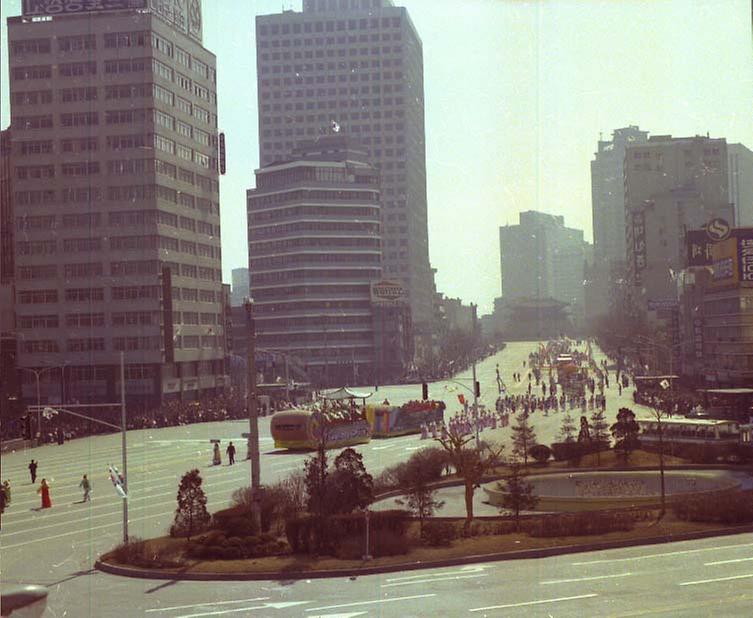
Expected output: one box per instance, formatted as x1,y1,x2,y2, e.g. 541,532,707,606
270,387,372,450
365,399,445,438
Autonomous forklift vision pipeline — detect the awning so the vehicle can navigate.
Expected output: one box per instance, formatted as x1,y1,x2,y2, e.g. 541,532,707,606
320,386,373,400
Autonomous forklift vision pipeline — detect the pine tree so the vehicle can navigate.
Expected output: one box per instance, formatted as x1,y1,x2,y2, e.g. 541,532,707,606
511,412,537,467
590,408,611,465
171,469,210,540
559,411,577,443
611,407,640,463
499,462,538,531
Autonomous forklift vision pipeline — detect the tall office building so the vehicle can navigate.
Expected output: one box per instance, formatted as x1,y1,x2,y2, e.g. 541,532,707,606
230,267,249,306
588,126,648,319
499,211,588,328
7,0,227,405
254,0,435,343
625,135,733,316
247,135,383,386
728,143,753,227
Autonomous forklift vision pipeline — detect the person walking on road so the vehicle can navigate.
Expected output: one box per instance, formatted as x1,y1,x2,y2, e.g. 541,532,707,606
212,442,222,466
226,441,236,465
37,478,52,509
29,460,38,484
79,474,91,502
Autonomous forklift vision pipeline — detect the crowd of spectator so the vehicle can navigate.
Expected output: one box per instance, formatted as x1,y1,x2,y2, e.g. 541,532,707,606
0,390,298,446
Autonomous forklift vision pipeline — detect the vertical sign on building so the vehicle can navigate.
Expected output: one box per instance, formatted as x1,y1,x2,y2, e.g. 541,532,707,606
218,132,226,175
632,211,646,284
740,233,753,284
162,267,174,363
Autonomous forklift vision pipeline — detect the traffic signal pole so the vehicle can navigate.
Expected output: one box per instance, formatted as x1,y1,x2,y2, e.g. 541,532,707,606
245,299,262,531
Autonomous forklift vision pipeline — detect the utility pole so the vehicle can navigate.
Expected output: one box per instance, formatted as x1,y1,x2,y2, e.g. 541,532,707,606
245,299,262,531
471,305,480,451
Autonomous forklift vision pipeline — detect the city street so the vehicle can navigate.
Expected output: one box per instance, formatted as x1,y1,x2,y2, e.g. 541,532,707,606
0,340,734,617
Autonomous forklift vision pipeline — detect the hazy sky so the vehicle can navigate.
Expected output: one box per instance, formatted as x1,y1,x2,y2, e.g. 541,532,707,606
2,0,752,314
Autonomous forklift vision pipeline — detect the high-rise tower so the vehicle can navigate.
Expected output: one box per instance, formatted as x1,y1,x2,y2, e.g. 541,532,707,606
254,0,435,341
7,0,226,405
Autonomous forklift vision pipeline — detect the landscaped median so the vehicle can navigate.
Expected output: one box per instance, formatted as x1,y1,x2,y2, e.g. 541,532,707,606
96,510,753,581
95,449,753,581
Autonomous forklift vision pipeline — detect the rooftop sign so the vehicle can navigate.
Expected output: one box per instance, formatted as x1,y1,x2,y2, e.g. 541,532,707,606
23,0,147,16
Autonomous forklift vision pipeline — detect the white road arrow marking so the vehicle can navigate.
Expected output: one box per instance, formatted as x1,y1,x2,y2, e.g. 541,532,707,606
176,600,309,618
146,597,270,612
306,593,435,612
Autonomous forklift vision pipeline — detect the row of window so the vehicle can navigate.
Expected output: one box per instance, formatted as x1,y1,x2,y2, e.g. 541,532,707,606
17,236,220,259
18,286,221,304
249,221,380,239
16,188,218,226
250,253,379,270
11,32,215,82
18,310,222,329
259,32,403,63
16,261,222,281
257,16,403,37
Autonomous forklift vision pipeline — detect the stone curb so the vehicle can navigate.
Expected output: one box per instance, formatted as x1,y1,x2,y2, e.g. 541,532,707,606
95,523,753,582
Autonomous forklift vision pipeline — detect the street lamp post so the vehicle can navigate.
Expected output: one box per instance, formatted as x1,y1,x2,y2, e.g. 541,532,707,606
21,366,62,441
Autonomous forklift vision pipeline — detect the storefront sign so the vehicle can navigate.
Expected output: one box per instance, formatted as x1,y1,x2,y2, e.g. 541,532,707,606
23,0,147,15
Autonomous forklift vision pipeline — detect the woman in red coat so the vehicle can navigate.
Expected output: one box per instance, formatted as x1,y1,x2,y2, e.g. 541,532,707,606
37,478,51,509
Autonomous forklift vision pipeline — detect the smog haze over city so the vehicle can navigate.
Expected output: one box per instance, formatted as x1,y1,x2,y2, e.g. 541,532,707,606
1,1,753,617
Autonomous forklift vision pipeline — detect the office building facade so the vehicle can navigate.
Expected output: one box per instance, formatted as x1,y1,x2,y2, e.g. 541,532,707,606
728,143,753,227
246,135,382,387
499,211,588,329
7,0,227,405
254,0,435,339
230,267,249,306
588,125,649,320
625,135,733,317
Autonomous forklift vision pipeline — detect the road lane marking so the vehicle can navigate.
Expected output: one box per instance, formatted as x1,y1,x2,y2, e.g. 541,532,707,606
305,594,435,612
176,601,308,617
679,572,753,586
0,509,173,549
385,566,492,582
704,556,753,566
145,597,270,612
571,542,753,565
382,573,488,587
470,593,599,612
541,572,632,585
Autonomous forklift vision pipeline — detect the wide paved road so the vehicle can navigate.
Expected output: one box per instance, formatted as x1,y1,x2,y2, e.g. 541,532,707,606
2,340,738,616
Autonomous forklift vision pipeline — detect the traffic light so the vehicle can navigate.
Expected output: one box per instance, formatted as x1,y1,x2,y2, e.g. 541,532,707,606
474,381,481,398
421,382,428,401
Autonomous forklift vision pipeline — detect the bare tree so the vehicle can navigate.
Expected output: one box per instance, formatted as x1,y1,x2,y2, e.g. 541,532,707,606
435,431,504,535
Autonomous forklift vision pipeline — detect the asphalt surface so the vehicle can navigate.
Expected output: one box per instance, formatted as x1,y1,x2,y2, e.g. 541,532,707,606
3,340,751,616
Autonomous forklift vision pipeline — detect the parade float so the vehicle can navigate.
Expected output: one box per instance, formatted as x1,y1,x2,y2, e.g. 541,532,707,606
365,399,446,438
270,387,372,450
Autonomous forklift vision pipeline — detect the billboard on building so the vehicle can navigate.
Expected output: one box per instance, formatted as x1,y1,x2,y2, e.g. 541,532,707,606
23,0,147,15
370,280,406,306
150,0,203,43
710,237,739,289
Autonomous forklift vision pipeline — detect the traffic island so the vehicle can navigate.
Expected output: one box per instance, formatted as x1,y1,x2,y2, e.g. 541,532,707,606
96,511,753,581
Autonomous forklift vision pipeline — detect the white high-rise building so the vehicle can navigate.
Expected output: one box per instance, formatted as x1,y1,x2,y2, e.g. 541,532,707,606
254,0,436,344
